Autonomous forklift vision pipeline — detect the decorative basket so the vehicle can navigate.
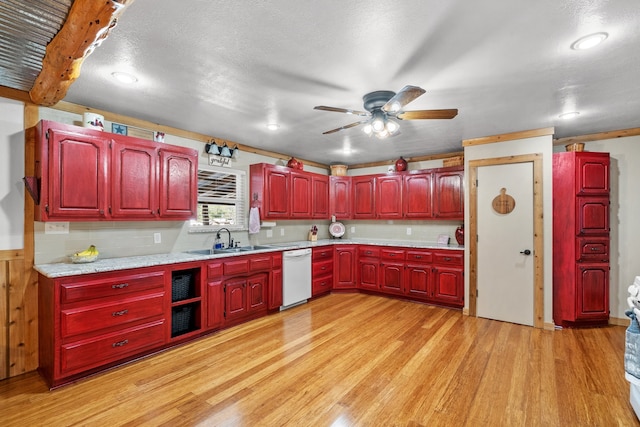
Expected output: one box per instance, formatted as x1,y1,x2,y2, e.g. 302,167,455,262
443,156,464,167
331,164,348,176
171,305,195,337
70,254,98,264
565,142,585,152
172,273,194,302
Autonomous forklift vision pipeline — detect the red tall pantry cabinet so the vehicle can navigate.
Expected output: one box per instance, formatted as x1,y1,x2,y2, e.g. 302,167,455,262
553,152,610,327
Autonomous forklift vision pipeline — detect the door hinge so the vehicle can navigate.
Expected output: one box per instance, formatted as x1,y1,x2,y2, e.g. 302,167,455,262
46,129,50,140
45,204,49,213
475,179,478,187
476,289,479,297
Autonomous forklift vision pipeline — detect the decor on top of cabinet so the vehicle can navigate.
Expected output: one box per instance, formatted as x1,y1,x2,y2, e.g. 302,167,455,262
395,156,408,171
565,142,585,152
455,224,464,245
287,157,303,170
330,164,348,176
83,112,104,131
205,140,238,158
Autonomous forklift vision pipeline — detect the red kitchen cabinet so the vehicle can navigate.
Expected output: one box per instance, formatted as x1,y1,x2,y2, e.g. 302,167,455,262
291,170,312,217
36,121,110,221
34,120,197,222
403,171,433,218
269,254,283,309
312,174,330,219
330,176,352,219
225,277,248,320
376,174,403,219
358,246,380,291
553,151,610,327
334,246,357,289
352,176,376,219
379,248,405,295
206,280,224,330
433,167,464,219
432,266,464,307
404,249,434,300
312,247,333,296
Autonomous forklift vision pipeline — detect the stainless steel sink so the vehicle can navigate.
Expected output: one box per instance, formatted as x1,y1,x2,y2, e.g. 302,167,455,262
185,245,275,256
185,249,216,255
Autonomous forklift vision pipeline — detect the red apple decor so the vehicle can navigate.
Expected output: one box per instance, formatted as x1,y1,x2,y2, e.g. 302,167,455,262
395,156,408,171
287,157,303,170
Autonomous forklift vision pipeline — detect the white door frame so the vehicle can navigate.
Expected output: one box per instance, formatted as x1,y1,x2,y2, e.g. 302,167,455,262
468,154,545,329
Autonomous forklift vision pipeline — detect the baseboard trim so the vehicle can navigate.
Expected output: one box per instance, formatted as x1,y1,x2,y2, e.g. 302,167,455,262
610,316,628,327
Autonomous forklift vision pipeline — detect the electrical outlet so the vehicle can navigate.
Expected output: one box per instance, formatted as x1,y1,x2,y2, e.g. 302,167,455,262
44,222,69,234
153,232,161,244
406,227,412,235
280,228,285,236
266,229,273,238
350,226,356,233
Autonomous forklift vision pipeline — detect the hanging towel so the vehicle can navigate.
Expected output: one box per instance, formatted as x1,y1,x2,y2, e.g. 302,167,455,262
249,206,261,234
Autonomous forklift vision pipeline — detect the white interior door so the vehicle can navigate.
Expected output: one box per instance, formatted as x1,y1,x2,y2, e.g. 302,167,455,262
477,162,534,326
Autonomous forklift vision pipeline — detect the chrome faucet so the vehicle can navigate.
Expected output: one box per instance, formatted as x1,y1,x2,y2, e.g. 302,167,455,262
215,228,232,249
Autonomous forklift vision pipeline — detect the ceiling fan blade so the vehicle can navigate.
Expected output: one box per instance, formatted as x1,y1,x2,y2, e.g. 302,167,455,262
322,121,367,135
397,109,458,120
314,105,369,117
382,85,426,113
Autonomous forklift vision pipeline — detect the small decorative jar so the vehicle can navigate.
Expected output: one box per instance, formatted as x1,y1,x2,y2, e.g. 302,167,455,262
455,224,464,245
395,157,408,171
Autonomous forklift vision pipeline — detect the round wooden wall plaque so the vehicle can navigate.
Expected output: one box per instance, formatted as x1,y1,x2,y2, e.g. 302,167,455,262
492,188,516,214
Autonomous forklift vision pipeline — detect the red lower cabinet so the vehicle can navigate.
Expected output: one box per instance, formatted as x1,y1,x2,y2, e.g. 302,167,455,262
334,246,357,289
358,246,380,291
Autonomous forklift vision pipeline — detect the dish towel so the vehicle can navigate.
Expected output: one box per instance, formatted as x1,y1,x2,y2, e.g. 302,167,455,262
249,206,261,234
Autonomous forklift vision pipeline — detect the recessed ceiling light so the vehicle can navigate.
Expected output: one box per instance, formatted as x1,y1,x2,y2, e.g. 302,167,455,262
571,32,608,50
111,71,138,84
266,123,280,131
559,111,580,120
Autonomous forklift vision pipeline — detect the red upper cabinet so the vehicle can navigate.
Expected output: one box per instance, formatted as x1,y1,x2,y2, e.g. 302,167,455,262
376,174,403,219
37,122,111,221
403,171,433,218
312,174,330,219
34,120,197,222
330,176,352,220
352,175,376,219
290,170,312,218
433,167,464,219
576,154,609,195
158,147,198,219
111,138,158,219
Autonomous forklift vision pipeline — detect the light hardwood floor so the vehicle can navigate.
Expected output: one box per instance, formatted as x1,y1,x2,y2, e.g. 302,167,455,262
1,293,637,426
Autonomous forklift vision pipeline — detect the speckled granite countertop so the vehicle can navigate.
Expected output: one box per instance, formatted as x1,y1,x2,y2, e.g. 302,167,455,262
35,239,463,279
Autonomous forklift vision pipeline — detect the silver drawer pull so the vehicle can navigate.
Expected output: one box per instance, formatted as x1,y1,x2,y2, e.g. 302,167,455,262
444,257,452,261
112,309,129,317
112,339,129,348
112,283,129,289
415,255,422,259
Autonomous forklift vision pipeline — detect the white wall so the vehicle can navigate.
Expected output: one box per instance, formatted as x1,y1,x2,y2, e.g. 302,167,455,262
464,134,554,325
578,137,640,320
0,98,25,250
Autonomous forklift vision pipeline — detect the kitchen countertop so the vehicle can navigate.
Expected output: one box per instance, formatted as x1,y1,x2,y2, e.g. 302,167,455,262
34,239,464,279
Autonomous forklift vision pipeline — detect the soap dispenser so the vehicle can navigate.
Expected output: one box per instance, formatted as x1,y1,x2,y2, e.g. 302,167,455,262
214,233,223,249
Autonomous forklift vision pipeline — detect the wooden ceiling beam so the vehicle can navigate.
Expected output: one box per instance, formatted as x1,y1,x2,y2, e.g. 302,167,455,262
29,0,135,106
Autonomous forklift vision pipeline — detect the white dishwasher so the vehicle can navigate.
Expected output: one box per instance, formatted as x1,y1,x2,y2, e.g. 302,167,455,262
281,248,312,310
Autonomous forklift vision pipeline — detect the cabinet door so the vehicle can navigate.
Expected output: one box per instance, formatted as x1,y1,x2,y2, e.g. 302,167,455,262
290,171,312,218
111,139,158,218
312,174,330,219
159,148,197,219
576,154,609,195
47,127,110,219
576,197,609,235
405,264,432,300
224,278,247,320
433,168,464,219
358,259,379,290
207,280,224,329
330,176,352,219
264,167,290,218
576,263,609,320
432,266,464,307
334,246,356,289
403,172,433,218
352,176,376,219
269,268,283,309
376,175,403,219
247,273,268,312
379,262,404,295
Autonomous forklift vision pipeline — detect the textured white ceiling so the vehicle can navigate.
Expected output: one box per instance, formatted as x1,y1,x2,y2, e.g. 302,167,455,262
63,0,640,165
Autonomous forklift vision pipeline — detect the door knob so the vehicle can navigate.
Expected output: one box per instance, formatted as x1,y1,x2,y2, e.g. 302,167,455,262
520,249,532,255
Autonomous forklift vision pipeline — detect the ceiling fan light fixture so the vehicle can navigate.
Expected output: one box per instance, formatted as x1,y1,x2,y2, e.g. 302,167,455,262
362,123,373,135
387,101,402,113
386,119,399,134
371,112,386,132
375,129,390,139
571,32,608,50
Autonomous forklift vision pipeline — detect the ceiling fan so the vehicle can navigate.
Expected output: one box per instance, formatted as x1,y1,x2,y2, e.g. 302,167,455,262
314,85,458,139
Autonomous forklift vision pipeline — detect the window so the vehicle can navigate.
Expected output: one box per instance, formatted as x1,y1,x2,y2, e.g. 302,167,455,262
189,167,246,232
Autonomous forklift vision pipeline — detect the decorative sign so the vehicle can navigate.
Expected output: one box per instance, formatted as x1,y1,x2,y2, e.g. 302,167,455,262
208,154,232,168
492,188,516,214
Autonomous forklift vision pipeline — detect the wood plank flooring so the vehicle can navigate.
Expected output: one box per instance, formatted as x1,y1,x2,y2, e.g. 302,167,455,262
0,293,637,426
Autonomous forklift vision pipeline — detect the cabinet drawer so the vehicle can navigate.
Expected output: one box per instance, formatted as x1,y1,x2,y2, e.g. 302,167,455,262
577,237,609,262
60,319,166,375
313,259,334,277
223,258,249,275
60,270,165,304
313,248,333,261
250,256,272,271
61,292,165,338
208,262,223,278
380,248,405,261
433,252,463,266
312,276,332,295
406,250,433,263
358,247,380,258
